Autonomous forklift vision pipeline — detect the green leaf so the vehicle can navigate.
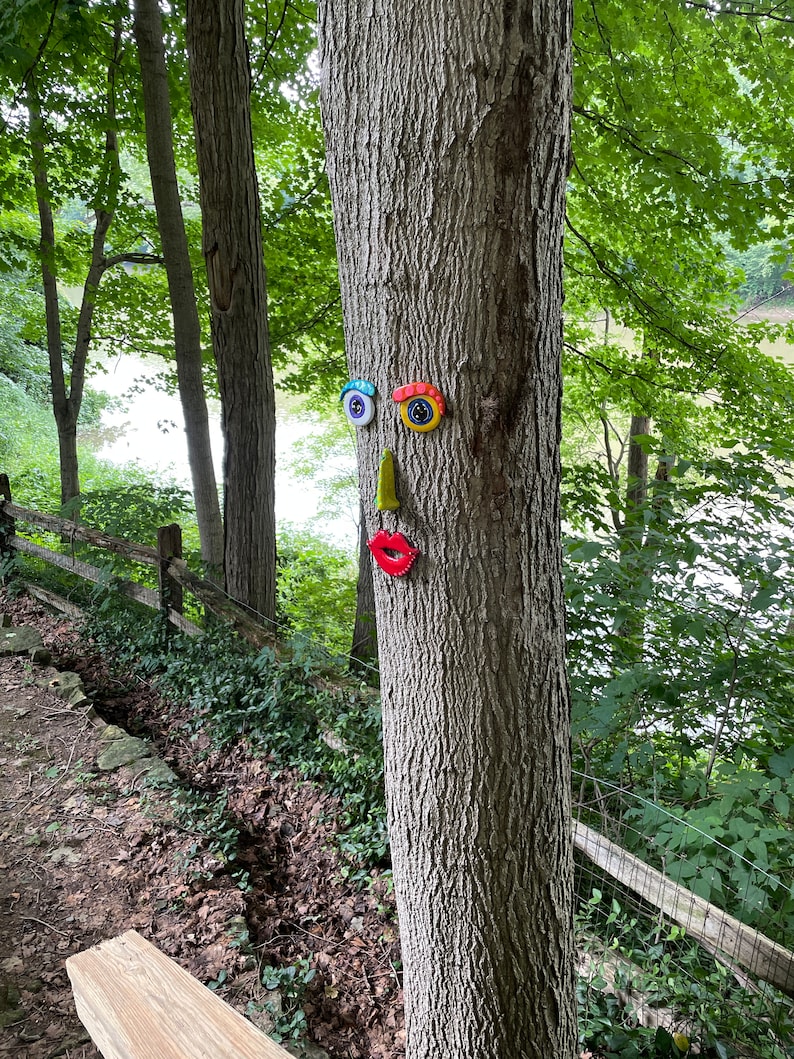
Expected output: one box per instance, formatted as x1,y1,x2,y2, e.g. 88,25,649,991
748,586,778,612
769,747,794,779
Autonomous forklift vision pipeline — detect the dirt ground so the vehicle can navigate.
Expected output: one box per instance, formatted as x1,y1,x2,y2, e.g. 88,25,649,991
0,589,405,1059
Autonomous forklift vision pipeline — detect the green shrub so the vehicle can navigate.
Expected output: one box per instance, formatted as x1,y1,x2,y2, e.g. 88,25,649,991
276,525,356,659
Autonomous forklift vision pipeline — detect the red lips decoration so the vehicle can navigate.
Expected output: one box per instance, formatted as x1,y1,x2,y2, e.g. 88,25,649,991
367,530,420,577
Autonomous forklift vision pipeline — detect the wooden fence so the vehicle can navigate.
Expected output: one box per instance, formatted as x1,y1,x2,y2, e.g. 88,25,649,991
0,473,275,649
2,475,794,1004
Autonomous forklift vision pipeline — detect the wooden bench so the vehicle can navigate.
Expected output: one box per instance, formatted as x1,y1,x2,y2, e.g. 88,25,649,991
66,930,292,1059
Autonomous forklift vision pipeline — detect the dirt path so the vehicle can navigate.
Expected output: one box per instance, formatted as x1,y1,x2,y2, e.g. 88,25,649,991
0,591,404,1059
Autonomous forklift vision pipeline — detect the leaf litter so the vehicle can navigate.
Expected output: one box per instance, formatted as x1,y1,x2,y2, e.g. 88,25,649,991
0,590,404,1058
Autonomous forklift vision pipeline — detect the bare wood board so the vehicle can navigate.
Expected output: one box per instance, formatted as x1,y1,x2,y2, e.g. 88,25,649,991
66,930,291,1059
574,820,794,997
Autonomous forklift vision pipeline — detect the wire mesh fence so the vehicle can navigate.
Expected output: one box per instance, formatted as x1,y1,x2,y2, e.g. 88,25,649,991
573,770,794,1058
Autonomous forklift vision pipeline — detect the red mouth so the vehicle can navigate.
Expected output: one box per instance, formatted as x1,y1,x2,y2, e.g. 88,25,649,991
367,530,420,577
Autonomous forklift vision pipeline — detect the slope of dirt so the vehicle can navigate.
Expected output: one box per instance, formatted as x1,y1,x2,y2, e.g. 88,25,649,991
0,589,404,1059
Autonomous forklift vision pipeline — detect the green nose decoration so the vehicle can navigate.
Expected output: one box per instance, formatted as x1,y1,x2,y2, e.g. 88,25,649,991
376,449,400,511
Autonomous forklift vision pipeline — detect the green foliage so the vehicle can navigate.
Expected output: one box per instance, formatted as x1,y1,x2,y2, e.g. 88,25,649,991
577,893,793,1059
0,374,62,507
74,483,193,545
166,788,250,891
256,958,317,1046
722,238,792,304
630,758,794,920
568,446,794,778
276,524,356,658
567,444,794,941
284,408,358,529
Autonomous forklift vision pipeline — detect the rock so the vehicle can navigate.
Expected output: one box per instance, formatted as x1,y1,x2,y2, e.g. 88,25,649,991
130,756,178,787
284,1041,331,1059
44,671,84,699
27,647,51,666
48,845,82,866
64,687,90,709
99,724,126,742
96,734,153,771
0,614,12,628
0,626,44,656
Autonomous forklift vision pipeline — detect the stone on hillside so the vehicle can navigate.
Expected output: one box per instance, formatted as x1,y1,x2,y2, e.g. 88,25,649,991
284,1041,331,1059
46,671,84,699
130,756,178,786
100,724,126,741
0,626,44,656
28,647,51,666
96,734,152,771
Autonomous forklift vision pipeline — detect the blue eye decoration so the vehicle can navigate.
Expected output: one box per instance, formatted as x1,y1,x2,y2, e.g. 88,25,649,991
340,379,376,426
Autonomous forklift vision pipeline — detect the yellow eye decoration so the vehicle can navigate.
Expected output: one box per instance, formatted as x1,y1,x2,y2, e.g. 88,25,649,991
392,382,446,433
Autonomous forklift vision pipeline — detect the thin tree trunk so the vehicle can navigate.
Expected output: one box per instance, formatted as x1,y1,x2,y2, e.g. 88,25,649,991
320,2,577,1056
28,25,123,513
617,412,652,664
186,0,277,621
28,87,75,508
626,413,651,516
132,0,225,576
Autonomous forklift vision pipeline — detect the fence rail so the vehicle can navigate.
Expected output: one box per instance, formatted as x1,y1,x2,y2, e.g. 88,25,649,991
3,475,794,1045
0,474,275,648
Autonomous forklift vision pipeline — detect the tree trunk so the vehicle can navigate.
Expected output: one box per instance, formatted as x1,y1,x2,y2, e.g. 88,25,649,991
616,412,652,664
186,0,277,621
132,0,225,576
28,87,77,510
350,499,378,670
319,3,577,1057
626,413,650,517
28,23,123,514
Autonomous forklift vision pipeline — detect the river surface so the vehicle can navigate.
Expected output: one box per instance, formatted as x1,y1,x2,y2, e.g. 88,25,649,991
88,310,794,555
90,351,358,550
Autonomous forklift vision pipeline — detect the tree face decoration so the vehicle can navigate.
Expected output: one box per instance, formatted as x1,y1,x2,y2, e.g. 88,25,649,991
340,379,446,577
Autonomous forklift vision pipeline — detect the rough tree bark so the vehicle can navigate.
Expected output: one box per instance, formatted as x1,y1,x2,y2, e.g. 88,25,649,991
350,499,378,669
319,2,577,1056
186,0,277,620
132,0,225,575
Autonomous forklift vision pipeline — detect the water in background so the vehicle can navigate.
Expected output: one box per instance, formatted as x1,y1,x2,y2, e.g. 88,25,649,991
90,352,358,550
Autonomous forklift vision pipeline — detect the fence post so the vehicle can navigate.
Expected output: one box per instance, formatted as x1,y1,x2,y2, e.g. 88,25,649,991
0,474,16,578
157,523,183,616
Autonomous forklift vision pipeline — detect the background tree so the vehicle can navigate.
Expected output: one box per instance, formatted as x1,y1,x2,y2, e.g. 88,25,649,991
132,0,224,574
186,0,277,619
2,1,163,511
319,0,577,1055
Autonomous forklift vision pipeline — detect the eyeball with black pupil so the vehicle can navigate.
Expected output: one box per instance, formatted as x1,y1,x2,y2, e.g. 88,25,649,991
340,379,376,427
392,381,446,433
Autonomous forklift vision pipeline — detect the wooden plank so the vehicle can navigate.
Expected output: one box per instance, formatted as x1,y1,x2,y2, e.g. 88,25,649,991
66,930,291,1059
13,536,161,607
2,501,160,565
23,582,86,621
12,538,200,637
574,819,794,997
0,475,14,564
158,524,183,615
166,558,278,651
